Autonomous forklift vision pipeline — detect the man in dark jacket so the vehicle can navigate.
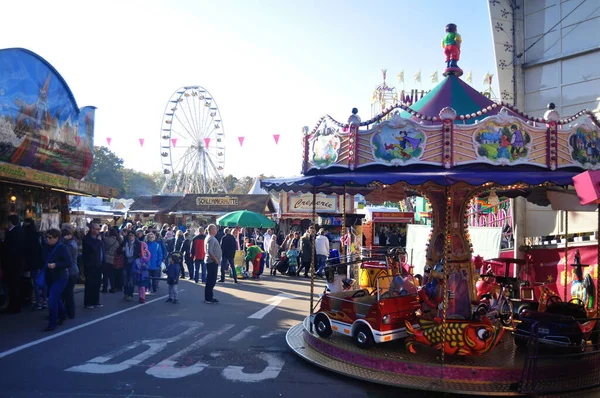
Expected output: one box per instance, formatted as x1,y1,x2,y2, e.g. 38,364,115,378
82,223,105,308
1,215,24,313
219,228,238,283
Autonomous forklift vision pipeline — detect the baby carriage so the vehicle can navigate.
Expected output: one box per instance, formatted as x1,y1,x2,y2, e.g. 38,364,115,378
274,252,290,275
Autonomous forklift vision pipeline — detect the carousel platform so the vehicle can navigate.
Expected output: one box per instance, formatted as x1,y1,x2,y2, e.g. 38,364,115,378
286,316,594,396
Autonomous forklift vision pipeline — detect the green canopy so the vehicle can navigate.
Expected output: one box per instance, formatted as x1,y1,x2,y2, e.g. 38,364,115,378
216,210,275,228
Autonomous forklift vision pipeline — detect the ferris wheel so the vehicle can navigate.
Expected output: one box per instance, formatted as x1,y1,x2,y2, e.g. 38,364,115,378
160,86,226,194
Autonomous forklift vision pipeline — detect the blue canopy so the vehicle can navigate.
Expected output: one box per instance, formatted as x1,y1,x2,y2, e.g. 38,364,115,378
261,168,578,195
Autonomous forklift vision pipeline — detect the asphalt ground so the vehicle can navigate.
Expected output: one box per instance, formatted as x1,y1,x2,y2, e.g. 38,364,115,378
0,274,465,398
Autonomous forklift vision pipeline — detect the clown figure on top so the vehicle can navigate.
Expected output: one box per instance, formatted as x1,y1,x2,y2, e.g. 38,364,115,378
442,23,462,70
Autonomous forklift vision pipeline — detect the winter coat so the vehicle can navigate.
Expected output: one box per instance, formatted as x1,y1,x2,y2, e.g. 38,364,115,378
163,261,180,285
174,236,185,252
82,233,105,268
300,236,314,263
220,234,238,259
45,243,71,284
62,237,80,279
23,224,44,272
146,241,163,270
244,245,263,261
192,234,206,261
102,236,120,265
182,239,193,263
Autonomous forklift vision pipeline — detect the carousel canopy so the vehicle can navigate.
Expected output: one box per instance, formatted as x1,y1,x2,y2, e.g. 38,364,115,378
400,74,501,123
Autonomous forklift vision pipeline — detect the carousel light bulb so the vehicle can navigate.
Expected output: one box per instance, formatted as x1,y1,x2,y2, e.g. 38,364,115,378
10,195,16,203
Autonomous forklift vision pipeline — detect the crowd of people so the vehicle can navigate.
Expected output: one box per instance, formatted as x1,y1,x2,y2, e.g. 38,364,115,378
0,216,337,332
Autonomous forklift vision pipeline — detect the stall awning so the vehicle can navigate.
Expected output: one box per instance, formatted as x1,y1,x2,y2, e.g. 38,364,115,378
372,215,414,223
0,161,118,198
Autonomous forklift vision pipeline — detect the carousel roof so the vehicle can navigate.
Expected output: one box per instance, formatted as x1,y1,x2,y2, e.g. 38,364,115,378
400,74,500,124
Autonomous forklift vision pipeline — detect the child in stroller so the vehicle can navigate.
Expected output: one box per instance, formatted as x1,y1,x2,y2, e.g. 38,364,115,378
272,252,290,276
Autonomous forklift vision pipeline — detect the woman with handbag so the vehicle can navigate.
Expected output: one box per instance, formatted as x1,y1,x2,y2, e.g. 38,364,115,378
43,228,71,331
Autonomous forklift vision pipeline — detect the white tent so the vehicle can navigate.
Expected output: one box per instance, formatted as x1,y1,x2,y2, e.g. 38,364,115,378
248,177,268,195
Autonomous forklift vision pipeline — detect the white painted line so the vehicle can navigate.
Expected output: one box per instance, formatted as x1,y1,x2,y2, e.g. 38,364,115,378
248,293,298,320
0,290,184,360
260,330,284,339
229,326,257,342
146,324,235,379
221,352,285,383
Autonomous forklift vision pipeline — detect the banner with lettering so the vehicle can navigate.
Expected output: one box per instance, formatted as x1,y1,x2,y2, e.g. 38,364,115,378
289,193,337,212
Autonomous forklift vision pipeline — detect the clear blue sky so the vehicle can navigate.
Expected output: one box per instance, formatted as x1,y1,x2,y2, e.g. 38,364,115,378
2,0,498,179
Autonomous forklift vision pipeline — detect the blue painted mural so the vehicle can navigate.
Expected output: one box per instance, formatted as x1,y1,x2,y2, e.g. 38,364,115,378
0,48,94,178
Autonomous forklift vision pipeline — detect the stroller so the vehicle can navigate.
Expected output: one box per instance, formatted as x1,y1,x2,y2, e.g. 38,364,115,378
273,252,290,276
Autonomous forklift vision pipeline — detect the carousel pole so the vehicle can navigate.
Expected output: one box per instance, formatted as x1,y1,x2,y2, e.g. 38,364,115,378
342,185,347,273
564,211,569,301
441,186,451,364
309,187,317,333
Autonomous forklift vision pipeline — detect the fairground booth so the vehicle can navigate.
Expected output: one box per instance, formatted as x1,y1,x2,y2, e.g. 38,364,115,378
128,194,275,230
261,32,600,395
0,48,117,234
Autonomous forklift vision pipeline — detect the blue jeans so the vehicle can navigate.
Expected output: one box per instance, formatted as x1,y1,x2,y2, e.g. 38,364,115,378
194,259,206,283
31,269,48,304
123,261,134,297
48,278,67,328
316,254,327,275
221,256,237,282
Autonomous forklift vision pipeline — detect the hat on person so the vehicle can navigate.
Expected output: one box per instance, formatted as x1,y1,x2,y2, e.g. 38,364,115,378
136,228,144,234
166,231,174,239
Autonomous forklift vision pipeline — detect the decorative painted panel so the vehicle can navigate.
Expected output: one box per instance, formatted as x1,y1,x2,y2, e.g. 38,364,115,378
566,118,600,169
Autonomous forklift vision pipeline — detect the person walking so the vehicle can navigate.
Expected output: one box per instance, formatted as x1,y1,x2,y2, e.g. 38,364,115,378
23,218,45,310
61,228,79,319
298,232,313,278
181,231,193,279
101,228,121,293
263,228,273,269
164,252,181,304
174,230,185,278
1,215,24,313
219,228,238,283
83,223,105,309
43,228,70,331
268,234,280,276
145,233,163,293
192,227,206,283
122,231,141,302
315,228,330,278
133,241,151,303
204,224,222,303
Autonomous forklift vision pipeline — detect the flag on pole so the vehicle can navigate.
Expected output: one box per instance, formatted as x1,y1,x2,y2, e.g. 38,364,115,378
483,72,493,85
139,138,144,147
414,70,421,83
273,134,280,145
106,137,112,146
397,71,404,83
466,71,472,84
430,71,438,83
238,136,245,147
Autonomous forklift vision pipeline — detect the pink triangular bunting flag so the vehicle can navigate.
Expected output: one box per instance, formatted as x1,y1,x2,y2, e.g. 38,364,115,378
171,138,177,147
273,134,280,145
106,137,112,146
238,136,245,147
139,138,145,147
204,137,211,149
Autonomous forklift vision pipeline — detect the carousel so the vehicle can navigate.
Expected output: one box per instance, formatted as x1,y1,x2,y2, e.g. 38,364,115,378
262,24,600,396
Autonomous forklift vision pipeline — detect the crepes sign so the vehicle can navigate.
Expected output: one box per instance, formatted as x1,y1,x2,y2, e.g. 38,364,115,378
196,196,239,206
289,193,337,212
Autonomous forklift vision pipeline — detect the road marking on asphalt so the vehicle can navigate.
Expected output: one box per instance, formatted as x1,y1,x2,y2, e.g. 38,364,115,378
66,321,202,374
0,290,184,360
146,324,235,379
229,325,257,342
260,330,284,339
247,293,298,320
221,352,285,383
